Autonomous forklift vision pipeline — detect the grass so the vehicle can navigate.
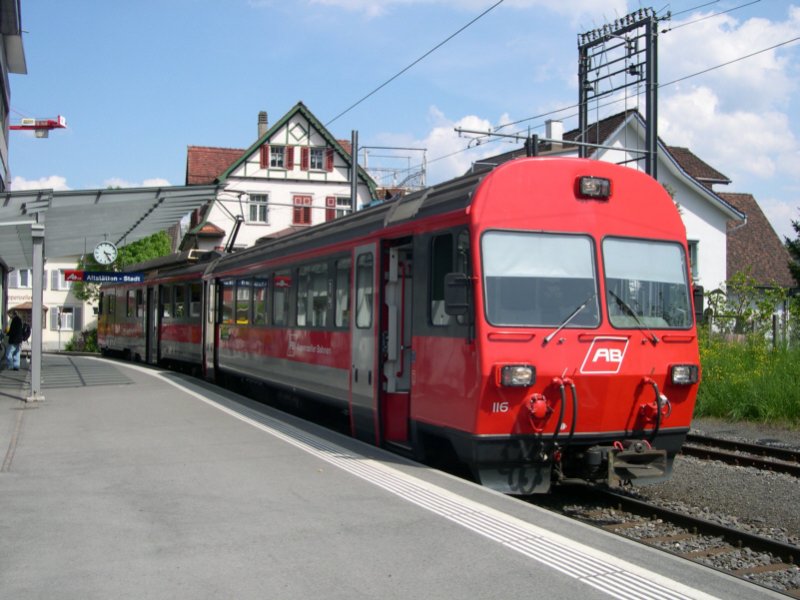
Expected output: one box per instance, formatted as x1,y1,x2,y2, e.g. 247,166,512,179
695,329,800,427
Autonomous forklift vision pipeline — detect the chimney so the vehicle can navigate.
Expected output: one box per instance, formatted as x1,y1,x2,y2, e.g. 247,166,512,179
258,111,268,138
545,119,563,151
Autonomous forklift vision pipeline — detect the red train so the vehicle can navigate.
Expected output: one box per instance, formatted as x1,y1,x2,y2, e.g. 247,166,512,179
98,157,701,494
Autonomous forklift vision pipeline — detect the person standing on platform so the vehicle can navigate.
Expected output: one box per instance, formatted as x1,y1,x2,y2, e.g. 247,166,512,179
5,310,23,371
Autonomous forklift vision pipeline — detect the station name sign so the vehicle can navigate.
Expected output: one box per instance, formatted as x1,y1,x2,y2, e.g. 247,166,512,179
64,270,145,284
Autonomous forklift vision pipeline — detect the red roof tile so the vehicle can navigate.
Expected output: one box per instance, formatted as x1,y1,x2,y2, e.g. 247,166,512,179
721,192,795,288
186,146,244,185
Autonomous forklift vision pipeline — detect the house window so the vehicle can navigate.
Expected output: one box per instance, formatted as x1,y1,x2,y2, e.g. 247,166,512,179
248,194,269,223
270,145,286,168
688,240,699,281
293,195,312,225
310,147,325,170
17,269,32,288
52,269,72,291
326,196,352,222
51,306,82,332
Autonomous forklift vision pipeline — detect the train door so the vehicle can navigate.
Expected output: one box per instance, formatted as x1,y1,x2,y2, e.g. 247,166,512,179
145,286,158,364
201,279,216,380
350,243,379,444
381,241,413,446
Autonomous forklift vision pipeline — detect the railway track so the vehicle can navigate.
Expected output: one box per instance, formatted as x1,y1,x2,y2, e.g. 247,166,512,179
536,486,800,597
681,433,800,477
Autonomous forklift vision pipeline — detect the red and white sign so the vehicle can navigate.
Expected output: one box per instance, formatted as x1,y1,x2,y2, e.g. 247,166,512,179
580,337,629,374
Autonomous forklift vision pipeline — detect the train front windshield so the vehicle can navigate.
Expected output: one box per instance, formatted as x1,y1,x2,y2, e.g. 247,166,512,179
482,231,601,327
481,232,692,330
603,238,692,329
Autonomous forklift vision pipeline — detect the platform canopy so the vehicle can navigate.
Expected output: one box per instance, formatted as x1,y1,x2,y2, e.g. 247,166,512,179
0,184,219,269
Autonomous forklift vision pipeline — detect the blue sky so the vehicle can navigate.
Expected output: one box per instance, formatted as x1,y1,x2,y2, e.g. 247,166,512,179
9,0,800,238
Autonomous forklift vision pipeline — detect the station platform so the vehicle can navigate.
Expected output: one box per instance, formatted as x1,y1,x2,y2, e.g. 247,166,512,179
0,354,784,599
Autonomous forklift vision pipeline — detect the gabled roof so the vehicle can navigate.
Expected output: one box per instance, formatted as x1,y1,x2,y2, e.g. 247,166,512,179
216,101,377,196
186,146,244,185
720,192,795,288
665,147,730,188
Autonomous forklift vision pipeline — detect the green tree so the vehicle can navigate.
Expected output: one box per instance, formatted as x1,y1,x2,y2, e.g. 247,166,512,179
786,217,800,286
73,231,173,302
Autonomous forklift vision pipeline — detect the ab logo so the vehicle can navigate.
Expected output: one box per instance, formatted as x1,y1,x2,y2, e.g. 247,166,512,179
580,337,629,374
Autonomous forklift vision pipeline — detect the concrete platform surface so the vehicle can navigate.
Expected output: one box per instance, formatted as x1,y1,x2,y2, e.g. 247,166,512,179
0,355,785,599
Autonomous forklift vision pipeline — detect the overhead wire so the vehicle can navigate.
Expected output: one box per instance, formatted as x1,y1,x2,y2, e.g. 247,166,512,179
325,0,505,127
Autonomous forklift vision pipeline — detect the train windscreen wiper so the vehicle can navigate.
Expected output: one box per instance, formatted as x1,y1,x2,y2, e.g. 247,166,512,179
544,293,595,344
608,289,659,344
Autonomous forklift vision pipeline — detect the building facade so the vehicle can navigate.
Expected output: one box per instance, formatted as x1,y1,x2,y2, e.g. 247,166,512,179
183,102,376,251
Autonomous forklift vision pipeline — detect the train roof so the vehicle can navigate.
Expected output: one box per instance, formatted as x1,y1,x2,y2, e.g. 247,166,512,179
207,164,489,274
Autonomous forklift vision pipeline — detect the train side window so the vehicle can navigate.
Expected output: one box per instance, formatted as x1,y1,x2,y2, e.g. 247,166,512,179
98,292,104,316
297,266,309,326
126,290,135,318
356,253,374,329
107,290,115,317
161,286,172,318
189,283,201,318
335,258,351,328
136,289,145,319
220,279,235,325
273,271,291,326
253,278,268,325
174,284,187,319
309,263,329,327
236,279,251,325
430,234,454,326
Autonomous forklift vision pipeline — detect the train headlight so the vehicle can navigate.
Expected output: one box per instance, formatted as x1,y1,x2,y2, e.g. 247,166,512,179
577,176,611,200
496,364,536,387
670,364,699,385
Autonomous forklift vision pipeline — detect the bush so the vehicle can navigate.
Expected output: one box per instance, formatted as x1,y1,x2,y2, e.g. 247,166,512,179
64,327,99,353
695,328,800,426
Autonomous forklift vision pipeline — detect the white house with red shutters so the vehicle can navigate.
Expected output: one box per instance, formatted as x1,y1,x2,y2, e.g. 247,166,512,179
182,102,377,251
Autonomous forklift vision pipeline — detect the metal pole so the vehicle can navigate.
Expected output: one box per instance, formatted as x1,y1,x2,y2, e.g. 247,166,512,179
350,130,359,213
645,15,658,178
28,223,45,402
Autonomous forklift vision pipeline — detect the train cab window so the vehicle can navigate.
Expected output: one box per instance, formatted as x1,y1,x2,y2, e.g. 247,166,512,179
220,279,236,325
174,284,187,319
482,232,600,327
335,258,351,328
236,279,251,325
161,286,172,318
189,283,202,318
603,238,692,329
355,253,374,329
273,271,291,326
430,234,454,326
253,279,268,325
136,289,145,319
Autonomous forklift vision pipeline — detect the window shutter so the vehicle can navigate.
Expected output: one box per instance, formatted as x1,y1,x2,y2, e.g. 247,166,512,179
325,148,334,172
326,196,335,222
9,270,18,288
43,270,48,290
74,306,83,332
285,146,294,170
259,145,269,169
301,147,310,171
51,270,59,291
50,308,58,331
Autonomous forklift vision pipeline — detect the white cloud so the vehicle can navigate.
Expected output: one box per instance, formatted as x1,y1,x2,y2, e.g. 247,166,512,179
103,177,172,189
10,175,70,191
758,196,799,241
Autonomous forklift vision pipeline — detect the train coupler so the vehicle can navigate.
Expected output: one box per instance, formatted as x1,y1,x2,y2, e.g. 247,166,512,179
607,440,668,486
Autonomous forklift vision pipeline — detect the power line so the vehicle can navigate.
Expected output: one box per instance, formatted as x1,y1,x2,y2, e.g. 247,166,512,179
325,0,505,127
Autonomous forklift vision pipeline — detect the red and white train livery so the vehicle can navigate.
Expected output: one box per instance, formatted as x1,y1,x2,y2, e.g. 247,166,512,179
99,157,701,494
